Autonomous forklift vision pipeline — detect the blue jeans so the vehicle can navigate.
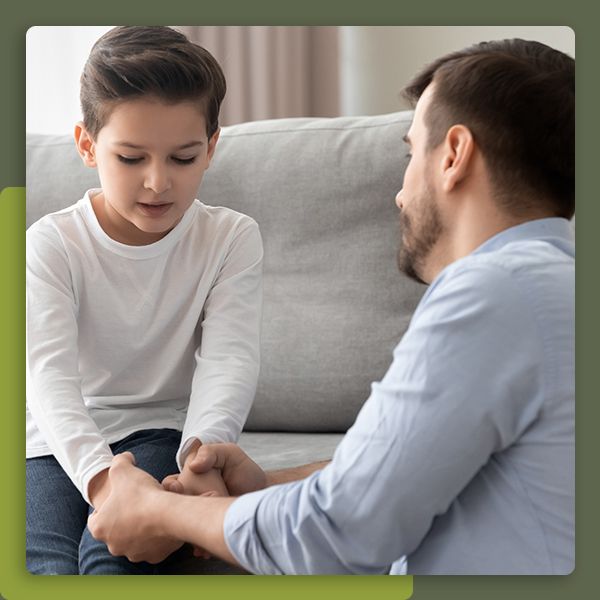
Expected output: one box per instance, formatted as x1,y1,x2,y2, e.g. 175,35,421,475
26,428,192,575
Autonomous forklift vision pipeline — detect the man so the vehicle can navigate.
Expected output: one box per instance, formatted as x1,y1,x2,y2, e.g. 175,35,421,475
88,39,575,574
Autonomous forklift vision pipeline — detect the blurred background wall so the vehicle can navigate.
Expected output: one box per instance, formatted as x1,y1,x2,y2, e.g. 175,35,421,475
26,25,574,135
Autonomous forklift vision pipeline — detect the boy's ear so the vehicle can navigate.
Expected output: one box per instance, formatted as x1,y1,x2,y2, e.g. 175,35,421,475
206,128,220,165
74,122,97,167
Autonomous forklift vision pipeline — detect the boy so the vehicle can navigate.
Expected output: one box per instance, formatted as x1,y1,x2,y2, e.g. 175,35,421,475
26,25,262,574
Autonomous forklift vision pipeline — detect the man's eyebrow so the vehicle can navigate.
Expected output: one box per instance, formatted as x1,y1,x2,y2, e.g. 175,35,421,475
113,140,205,150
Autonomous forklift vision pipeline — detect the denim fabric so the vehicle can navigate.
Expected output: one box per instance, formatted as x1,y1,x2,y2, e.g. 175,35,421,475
26,428,190,575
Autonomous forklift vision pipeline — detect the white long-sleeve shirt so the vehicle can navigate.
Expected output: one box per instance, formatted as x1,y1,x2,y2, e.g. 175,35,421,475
26,189,263,504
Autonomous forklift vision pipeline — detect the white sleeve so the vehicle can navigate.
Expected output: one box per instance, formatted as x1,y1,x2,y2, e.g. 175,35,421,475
177,221,263,467
26,225,113,504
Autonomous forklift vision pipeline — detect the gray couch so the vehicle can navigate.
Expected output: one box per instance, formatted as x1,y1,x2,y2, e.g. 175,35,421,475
26,111,425,572
27,110,425,469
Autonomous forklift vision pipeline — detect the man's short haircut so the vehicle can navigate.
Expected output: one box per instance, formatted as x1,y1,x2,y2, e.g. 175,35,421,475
403,39,575,219
80,26,226,140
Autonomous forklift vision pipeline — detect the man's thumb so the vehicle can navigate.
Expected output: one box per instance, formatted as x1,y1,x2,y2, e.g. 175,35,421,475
114,451,136,467
188,447,218,473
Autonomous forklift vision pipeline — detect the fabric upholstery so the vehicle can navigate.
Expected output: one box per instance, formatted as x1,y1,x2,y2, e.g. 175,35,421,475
26,111,425,437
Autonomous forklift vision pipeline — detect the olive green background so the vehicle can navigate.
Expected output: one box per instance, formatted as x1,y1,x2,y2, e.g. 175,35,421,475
2,1,597,598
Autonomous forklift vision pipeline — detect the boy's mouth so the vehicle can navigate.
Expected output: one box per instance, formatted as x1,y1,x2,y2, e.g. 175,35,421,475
137,202,173,217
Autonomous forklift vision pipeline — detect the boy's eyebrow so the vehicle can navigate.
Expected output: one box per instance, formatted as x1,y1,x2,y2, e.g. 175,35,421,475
113,140,206,150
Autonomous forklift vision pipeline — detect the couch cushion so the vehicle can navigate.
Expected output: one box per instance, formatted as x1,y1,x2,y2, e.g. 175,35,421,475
26,133,100,227
26,112,425,433
238,431,344,470
205,114,425,431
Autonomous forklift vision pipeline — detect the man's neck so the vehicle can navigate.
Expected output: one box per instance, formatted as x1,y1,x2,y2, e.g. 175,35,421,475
425,204,556,284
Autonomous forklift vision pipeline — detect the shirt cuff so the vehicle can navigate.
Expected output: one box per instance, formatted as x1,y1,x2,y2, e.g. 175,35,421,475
223,488,283,575
81,458,115,505
176,435,201,471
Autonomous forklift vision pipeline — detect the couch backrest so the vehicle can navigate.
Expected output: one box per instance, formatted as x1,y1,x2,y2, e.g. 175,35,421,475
26,112,425,432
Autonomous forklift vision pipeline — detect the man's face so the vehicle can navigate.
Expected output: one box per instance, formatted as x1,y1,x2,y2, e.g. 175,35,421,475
83,98,218,245
395,85,444,285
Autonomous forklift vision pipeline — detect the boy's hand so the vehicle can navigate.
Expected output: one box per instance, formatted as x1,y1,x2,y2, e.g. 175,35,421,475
164,463,229,497
163,437,229,497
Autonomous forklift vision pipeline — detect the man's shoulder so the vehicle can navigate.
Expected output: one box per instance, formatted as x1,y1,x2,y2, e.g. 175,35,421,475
422,239,574,329
439,237,573,290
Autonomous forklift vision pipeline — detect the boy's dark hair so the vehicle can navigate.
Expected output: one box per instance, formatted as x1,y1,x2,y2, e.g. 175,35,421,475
80,26,226,140
403,39,575,219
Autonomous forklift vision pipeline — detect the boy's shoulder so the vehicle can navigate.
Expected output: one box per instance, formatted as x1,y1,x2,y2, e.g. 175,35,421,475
193,200,258,232
27,197,86,240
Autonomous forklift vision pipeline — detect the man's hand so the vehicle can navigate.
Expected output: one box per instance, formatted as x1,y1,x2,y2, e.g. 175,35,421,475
181,443,268,496
87,452,184,564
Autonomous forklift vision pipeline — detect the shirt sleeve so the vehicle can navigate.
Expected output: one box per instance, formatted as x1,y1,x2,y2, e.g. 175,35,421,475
26,224,114,504
223,260,545,574
177,220,263,467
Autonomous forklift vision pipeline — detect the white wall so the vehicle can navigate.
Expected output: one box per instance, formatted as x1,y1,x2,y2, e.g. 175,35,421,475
26,26,576,134
26,26,114,134
340,26,575,115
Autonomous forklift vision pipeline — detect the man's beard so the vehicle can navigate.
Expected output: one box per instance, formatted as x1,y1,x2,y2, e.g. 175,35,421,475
397,188,443,285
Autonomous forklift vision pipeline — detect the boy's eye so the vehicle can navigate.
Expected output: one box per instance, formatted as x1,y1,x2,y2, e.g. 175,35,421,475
172,156,197,165
116,155,197,165
117,155,143,165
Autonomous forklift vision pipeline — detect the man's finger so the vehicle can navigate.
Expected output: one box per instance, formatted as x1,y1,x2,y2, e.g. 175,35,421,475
187,444,232,473
113,451,136,467
87,510,101,538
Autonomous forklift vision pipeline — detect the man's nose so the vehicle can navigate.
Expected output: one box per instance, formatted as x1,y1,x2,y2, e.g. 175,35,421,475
395,189,403,209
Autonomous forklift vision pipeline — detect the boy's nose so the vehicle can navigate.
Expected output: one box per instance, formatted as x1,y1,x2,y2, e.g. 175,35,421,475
144,166,172,194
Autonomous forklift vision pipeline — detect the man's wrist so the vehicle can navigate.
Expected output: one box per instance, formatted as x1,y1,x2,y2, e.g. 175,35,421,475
159,492,237,563
265,460,330,486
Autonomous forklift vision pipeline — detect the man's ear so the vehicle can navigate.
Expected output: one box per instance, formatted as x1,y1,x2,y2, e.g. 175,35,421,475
440,125,475,193
74,122,97,168
206,128,220,166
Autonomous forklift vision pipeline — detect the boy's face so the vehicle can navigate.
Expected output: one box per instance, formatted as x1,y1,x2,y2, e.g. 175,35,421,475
75,98,219,245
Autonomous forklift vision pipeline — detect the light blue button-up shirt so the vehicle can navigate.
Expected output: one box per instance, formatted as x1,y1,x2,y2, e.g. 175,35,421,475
224,218,575,575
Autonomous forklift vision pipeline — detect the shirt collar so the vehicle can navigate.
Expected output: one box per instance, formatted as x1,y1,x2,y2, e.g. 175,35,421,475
472,217,575,258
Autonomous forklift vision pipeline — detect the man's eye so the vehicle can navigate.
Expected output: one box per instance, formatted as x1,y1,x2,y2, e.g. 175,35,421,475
117,156,143,165
172,156,197,165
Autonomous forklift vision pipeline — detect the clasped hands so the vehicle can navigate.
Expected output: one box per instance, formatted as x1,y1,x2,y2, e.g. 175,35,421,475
87,441,266,564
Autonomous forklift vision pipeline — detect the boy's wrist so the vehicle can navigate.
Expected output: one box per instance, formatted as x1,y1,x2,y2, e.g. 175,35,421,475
88,467,110,508
182,437,203,467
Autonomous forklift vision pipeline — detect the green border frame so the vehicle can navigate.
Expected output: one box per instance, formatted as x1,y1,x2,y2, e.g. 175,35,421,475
3,1,598,599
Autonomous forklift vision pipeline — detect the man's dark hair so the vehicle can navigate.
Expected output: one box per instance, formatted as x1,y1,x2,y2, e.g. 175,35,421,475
403,39,575,219
80,26,226,140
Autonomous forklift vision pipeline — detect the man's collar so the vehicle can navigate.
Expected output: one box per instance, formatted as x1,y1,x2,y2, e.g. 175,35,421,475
472,217,575,257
